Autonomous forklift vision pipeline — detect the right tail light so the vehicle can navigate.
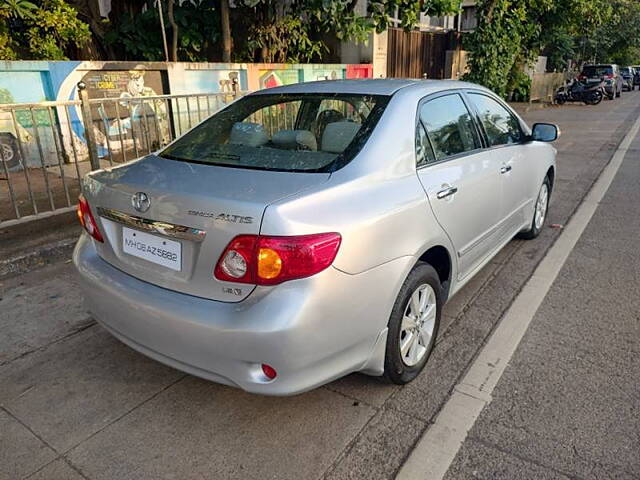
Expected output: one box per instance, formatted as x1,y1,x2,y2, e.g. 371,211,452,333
214,233,341,286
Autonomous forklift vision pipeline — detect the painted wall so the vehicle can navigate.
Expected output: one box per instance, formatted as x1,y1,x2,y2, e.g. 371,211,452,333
0,61,372,169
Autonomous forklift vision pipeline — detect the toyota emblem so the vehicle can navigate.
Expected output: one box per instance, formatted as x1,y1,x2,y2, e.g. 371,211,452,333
132,192,150,213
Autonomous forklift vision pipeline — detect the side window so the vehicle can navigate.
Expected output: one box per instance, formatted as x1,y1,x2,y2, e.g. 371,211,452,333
419,94,479,160
416,121,435,166
468,93,523,146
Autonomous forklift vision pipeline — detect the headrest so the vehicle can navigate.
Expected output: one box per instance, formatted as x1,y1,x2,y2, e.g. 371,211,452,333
321,121,361,153
229,122,269,147
272,130,318,151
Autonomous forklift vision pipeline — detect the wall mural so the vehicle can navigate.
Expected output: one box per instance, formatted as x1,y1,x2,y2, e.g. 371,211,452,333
82,67,170,158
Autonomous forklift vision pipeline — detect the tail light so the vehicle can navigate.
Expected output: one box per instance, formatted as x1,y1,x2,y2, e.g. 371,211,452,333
214,233,341,286
577,74,585,81
77,195,104,242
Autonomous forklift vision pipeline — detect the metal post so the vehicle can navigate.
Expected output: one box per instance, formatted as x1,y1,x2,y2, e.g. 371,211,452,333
77,82,101,171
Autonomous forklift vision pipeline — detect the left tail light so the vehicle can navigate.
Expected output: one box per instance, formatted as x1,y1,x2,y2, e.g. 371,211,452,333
77,194,104,242
214,233,341,286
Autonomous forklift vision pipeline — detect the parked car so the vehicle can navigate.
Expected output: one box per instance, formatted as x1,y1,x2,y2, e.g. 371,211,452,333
620,66,635,91
579,64,623,99
73,79,559,395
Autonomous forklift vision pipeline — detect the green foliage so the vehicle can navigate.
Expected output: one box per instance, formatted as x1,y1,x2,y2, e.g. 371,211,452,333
0,0,90,60
104,3,165,61
588,0,640,65
463,0,639,99
105,0,221,62
0,0,37,19
246,14,327,63
239,0,460,63
463,0,537,98
367,0,460,32
543,30,576,72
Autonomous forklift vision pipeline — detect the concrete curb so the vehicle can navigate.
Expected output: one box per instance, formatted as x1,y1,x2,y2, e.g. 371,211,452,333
0,236,77,279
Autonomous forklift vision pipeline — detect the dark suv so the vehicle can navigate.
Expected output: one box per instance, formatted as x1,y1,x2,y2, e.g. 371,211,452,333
580,64,623,99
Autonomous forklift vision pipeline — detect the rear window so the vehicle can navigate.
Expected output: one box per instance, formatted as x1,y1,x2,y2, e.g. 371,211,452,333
160,93,389,173
582,65,613,77
621,67,631,74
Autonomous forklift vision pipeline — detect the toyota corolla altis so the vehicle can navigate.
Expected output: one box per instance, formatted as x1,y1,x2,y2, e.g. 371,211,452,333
74,79,558,395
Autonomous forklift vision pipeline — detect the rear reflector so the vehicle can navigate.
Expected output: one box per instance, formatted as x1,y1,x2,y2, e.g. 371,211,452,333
261,364,277,380
77,195,104,243
214,233,341,286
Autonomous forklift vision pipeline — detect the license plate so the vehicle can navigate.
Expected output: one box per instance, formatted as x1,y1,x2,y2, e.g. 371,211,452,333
122,227,182,271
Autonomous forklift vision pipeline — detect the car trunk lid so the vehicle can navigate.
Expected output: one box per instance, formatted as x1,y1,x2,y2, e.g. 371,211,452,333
84,155,329,301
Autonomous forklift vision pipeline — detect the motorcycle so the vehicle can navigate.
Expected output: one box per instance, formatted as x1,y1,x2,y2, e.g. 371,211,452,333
555,77,605,105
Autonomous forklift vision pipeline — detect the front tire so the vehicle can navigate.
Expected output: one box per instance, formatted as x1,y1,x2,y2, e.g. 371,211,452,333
383,263,442,385
519,177,551,240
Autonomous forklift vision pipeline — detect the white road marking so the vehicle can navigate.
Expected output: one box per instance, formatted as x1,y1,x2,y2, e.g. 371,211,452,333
396,115,640,480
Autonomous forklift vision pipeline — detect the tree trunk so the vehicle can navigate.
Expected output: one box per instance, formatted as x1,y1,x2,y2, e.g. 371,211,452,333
167,0,178,61
221,0,231,62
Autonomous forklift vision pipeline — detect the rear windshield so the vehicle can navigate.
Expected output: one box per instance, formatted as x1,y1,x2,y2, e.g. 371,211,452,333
160,93,389,173
621,67,631,74
582,66,613,76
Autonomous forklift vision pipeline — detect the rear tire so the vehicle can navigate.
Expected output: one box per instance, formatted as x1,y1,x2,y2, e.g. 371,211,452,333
584,91,603,105
383,263,442,385
518,176,551,240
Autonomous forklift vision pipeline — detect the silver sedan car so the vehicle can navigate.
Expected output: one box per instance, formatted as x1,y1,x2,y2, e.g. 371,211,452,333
74,79,558,395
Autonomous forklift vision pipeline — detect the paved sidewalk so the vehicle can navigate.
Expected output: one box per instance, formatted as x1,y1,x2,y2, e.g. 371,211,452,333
444,116,640,479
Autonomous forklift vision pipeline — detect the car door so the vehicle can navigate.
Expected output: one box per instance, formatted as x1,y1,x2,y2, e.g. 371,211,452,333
415,92,502,280
465,91,532,239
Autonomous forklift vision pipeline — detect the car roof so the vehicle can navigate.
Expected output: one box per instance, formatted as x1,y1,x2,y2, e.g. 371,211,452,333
250,78,489,96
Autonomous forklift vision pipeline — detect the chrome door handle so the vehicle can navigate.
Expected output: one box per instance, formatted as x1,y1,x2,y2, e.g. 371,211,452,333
436,186,458,199
500,165,512,174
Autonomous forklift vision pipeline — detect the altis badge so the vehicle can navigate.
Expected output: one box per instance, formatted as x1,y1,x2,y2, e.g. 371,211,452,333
188,210,253,224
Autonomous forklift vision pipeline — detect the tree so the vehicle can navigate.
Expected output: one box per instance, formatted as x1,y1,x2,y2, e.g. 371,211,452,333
0,0,91,60
221,0,231,62
166,0,178,61
463,0,632,99
237,0,461,63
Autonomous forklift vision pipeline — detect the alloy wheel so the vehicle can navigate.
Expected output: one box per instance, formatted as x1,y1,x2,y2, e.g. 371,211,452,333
399,283,437,367
534,183,549,230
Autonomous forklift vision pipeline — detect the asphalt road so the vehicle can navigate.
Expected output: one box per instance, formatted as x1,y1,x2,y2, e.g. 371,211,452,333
1,92,640,480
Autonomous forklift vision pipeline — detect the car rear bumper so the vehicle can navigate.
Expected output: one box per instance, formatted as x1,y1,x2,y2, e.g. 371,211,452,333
73,234,409,395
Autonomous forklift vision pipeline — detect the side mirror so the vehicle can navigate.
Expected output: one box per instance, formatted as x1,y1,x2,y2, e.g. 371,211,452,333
531,123,559,142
